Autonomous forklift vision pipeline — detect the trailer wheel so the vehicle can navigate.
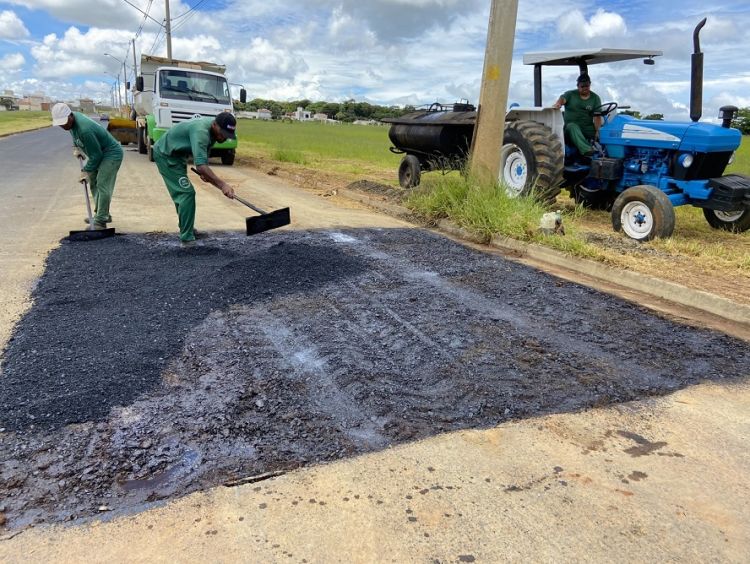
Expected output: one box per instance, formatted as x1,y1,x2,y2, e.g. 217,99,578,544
611,185,675,241
499,120,563,204
221,149,235,166
398,155,421,188
702,207,750,233
137,126,147,155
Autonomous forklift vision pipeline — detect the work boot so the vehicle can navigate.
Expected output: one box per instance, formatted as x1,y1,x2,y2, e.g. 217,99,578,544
85,215,112,224
180,239,197,247
93,222,107,230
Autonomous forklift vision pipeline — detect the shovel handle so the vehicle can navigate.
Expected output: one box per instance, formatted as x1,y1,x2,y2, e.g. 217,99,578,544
190,167,268,215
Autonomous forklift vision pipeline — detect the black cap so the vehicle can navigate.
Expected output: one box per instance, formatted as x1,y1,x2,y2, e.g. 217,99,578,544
214,112,237,139
577,73,591,85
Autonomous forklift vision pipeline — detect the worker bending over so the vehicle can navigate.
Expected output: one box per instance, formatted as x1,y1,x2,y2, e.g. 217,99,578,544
52,103,123,229
152,112,236,245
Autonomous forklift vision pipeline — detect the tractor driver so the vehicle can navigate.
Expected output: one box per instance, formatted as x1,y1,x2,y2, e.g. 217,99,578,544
552,73,602,156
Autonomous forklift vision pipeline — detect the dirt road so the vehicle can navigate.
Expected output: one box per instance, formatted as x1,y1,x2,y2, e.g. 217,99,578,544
1,130,749,561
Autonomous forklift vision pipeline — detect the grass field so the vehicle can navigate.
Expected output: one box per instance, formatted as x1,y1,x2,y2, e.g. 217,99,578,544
236,119,401,177
0,111,51,136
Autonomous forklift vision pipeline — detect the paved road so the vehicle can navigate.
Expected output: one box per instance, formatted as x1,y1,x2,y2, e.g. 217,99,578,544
1,128,749,562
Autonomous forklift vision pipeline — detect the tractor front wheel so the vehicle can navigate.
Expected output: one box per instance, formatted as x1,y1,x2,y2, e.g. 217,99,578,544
398,154,421,188
702,207,750,233
499,120,564,204
611,185,675,241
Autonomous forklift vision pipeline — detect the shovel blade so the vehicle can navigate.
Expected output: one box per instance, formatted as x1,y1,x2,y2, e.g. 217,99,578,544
68,228,116,242
245,208,290,236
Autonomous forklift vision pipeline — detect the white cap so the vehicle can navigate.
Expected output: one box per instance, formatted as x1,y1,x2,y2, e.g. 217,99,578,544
51,103,72,126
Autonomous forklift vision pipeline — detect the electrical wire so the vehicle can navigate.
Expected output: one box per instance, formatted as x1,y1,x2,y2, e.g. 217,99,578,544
172,0,209,21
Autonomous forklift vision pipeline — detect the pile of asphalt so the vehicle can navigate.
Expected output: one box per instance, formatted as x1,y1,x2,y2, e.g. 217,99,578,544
1,228,748,531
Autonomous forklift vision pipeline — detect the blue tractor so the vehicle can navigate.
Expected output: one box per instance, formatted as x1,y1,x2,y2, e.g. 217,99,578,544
549,19,750,240
385,19,750,241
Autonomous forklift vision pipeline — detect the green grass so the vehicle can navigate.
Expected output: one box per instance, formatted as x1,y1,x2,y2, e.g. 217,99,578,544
236,119,401,176
0,111,51,136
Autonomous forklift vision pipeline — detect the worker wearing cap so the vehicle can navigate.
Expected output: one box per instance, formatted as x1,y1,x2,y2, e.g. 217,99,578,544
152,112,236,245
51,102,123,229
552,73,603,156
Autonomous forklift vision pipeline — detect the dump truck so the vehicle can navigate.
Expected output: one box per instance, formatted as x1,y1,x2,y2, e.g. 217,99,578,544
133,54,246,164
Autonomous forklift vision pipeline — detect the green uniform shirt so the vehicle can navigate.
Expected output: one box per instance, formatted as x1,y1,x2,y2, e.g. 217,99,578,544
560,90,602,138
70,112,123,173
154,117,214,166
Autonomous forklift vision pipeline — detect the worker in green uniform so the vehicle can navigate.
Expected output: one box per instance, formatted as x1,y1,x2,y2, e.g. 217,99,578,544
152,112,236,245
553,73,603,156
52,103,123,229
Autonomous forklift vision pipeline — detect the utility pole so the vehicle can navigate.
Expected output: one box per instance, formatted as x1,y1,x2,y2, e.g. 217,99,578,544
165,0,172,60
469,0,519,182
132,38,138,79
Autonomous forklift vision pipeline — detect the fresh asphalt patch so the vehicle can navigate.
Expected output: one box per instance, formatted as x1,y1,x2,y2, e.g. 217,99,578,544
1,228,748,530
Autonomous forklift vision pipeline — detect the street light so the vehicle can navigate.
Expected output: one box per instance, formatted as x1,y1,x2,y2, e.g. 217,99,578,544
104,53,127,112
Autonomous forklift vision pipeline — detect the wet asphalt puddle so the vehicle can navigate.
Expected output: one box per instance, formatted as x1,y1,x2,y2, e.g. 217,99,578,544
1,228,748,531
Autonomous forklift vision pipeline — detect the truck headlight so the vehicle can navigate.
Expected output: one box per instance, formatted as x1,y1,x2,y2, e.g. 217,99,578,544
678,153,694,168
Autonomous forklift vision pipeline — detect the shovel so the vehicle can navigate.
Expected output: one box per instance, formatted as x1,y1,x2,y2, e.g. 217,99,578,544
68,156,116,242
191,167,290,236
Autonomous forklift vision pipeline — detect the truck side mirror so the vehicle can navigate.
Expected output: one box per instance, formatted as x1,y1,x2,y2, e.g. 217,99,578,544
136,76,144,92
240,89,247,104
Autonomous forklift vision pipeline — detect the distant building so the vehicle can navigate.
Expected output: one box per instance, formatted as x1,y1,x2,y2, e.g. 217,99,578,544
293,106,312,121
79,98,96,113
313,113,328,122
240,108,273,120
0,90,19,111
352,119,380,126
18,92,51,111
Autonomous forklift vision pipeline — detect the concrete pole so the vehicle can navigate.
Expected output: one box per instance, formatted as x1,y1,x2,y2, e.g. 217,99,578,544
165,0,172,60
469,0,519,182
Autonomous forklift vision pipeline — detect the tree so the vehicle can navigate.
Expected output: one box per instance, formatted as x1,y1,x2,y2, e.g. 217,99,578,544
731,107,750,135
643,113,664,120
620,109,642,119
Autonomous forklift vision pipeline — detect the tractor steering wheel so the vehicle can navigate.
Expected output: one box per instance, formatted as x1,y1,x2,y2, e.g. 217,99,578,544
595,102,618,117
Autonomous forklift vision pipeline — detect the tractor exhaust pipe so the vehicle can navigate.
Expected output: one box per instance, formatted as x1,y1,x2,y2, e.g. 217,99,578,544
690,18,707,123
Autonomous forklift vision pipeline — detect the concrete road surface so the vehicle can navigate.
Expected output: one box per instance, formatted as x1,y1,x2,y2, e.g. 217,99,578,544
0,127,748,562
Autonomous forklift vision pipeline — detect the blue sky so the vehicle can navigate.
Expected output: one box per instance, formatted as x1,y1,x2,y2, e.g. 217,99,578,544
1,0,750,121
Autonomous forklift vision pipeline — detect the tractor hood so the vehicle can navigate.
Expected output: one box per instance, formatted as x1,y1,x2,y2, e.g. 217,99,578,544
602,115,741,154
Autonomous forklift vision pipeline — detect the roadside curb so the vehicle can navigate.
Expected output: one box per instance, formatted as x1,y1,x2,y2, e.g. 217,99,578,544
0,125,51,139
339,187,750,328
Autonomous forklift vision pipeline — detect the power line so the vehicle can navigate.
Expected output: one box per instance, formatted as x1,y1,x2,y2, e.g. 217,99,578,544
120,0,163,27
172,0,208,21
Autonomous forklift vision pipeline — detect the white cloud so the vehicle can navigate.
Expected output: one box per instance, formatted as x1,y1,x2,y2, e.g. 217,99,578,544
558,8,627,41
0,10,29,39
1,51,25,69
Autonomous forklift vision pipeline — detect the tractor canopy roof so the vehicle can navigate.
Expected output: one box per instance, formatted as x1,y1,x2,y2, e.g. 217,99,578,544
523,48,662,67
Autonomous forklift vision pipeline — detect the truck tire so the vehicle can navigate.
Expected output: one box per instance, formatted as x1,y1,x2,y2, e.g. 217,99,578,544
499,120,563,204
221,149,235,166
702,207,750,233
137,126,147,154
398,154,421,188
611,185,675,241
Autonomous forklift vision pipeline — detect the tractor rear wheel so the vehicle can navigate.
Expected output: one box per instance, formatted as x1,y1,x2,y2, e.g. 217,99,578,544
398,154,421,188
702,207,750,233
499,120,564,204
611,185,675,241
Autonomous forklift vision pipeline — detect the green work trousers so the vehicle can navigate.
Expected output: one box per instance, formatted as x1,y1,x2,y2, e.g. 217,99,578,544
89,157,122,224
153,149,196,242
564,122,594,155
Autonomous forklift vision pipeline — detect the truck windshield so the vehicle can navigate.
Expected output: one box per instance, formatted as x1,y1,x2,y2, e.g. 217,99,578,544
158,69,231,104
